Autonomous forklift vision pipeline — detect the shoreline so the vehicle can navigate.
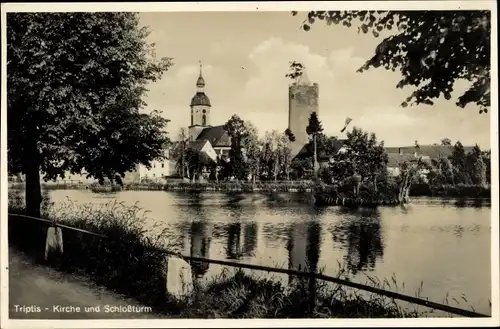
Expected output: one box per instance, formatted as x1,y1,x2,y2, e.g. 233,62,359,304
8,181,491,199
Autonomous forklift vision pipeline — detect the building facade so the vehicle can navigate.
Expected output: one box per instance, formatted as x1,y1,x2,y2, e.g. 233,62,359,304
137,147,174,181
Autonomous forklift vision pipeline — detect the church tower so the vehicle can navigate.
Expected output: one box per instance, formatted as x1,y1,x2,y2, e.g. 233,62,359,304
189,62,211,141
288,69,319,147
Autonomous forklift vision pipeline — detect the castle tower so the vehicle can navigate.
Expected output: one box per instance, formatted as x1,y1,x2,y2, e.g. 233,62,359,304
189,61,211,141
288,69,319,147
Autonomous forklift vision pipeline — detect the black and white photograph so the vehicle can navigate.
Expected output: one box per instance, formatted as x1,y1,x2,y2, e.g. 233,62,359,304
1,2,498,328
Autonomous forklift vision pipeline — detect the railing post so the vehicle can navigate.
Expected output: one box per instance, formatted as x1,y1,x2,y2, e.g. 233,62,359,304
308,271,316,316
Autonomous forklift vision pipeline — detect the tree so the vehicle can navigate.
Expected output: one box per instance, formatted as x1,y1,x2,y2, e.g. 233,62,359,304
171,128,189,177
277,133,293,180
441,138,452,146
184,148,204,182
481,150,491,184
293,11,491,113
242,121,261,184
468,144,487,186
306,112,323,176
330,127,387,193
450,141,470,184
7,13,172,217
223,115,249,181
365,133,388,192
431,154,455,185
285,61,305,83
284,128,296,142
260,130,281,182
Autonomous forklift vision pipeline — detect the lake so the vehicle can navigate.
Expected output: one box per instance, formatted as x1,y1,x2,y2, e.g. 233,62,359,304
44,189,492,316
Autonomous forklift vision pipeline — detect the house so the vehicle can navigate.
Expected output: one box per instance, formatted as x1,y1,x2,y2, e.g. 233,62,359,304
136,143,175,182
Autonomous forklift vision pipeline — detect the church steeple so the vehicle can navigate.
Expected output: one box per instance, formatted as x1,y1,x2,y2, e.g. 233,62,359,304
196,61,205,92
189,61,211,140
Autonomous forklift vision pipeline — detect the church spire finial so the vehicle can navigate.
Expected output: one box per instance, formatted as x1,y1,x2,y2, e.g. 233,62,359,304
196,61,206,89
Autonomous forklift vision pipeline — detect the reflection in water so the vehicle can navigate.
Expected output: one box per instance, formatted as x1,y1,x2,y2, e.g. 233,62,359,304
190,221,212,278
242,223,258,257
330,208,384,275
180,193,213,279
344,209,384,275
287,213,322,285
224,205,259,260
227,223,242,259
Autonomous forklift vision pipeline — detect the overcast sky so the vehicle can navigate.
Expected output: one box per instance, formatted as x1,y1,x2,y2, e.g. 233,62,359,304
139,11,491,149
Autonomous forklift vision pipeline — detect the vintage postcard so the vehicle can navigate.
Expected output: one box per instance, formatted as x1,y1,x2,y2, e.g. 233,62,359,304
1,1,498,328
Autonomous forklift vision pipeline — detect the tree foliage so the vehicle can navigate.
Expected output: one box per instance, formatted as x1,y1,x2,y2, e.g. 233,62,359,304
306,112,323,137
7,12,173,216
285,61,305,82
441,138,452,146
242,121,261,183
223,114,249,180
284,128,296,142
293,10,491,113
329,127,387,187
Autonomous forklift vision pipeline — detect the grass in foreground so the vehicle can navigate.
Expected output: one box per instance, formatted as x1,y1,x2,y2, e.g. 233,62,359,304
8,192,479,318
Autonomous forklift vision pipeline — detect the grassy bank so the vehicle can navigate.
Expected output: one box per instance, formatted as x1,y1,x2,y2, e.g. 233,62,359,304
8,196,439,318
410,183,491,198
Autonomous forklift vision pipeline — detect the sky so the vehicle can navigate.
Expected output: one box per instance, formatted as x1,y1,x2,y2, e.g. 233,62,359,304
139,11,492,149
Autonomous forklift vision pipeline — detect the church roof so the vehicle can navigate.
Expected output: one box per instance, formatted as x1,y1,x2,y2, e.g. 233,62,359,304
195,125,231,147
187,140,209,153
191,92,211,107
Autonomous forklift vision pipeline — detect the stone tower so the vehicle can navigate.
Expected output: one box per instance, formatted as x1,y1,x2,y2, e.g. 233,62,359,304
288,69,319,147
189,61,211,141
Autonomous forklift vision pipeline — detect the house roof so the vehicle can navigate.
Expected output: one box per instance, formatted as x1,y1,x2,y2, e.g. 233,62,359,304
195,125,231,147
294,138,347,160
387,153,420,168
384,145,475,159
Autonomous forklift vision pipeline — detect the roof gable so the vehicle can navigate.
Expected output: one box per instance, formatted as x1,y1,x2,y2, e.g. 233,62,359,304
195,125,231,147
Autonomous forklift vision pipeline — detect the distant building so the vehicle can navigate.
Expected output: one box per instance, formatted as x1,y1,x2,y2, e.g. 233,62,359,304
136,145,174,181
384,145,474,178
288,69,319,158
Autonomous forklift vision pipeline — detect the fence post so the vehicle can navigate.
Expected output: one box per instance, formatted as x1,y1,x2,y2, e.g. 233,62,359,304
308,271,316,316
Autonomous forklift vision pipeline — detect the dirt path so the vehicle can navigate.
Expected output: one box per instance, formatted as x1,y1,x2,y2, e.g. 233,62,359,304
8,248,166,319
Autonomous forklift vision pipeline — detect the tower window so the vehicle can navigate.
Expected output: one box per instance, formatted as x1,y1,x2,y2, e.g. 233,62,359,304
202,109,206,114
202,114,207,126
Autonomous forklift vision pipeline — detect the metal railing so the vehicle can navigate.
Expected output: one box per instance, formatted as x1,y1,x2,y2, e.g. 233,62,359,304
8,212,490,318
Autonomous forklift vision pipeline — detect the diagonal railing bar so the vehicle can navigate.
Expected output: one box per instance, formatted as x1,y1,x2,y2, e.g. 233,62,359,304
8,212,490,318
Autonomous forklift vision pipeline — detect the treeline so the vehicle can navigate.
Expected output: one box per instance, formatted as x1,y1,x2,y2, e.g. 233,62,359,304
425,140,490,187
170,113,329,183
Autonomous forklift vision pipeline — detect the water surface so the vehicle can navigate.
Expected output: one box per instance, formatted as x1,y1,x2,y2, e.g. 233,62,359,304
43,190,492,315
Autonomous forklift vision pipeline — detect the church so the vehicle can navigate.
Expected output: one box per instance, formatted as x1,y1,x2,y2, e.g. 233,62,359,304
185,63,231,163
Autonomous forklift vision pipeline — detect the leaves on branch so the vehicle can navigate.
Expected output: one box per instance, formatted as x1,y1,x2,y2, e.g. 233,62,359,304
295,11,491,113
